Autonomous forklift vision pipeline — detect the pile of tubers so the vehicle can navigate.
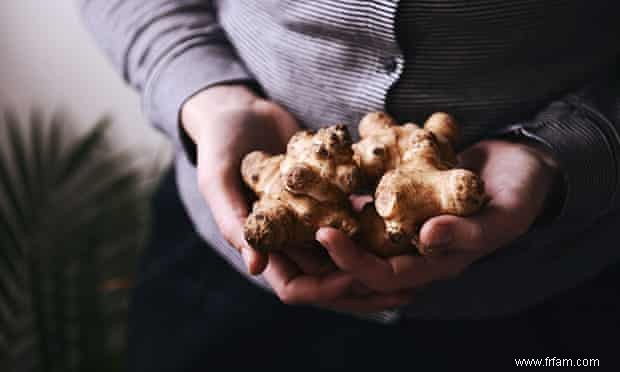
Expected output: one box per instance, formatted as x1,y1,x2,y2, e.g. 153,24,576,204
241,112,486,257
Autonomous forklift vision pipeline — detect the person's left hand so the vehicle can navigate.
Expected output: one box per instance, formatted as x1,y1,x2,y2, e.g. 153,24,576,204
316,139,560,293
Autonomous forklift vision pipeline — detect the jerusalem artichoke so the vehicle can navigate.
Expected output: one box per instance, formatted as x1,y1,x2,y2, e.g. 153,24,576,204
242,125,361,253
354,112,486,256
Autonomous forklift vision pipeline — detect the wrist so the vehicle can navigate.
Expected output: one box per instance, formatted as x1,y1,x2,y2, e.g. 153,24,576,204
181,84,260,143
515,139,566,226
492,129,565,226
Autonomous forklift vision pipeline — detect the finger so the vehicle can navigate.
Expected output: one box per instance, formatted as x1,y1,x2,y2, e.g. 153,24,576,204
285,242,336,275
198,168,268,275
241,243,269,275
263,253,353,305
350,281,373,297
418,199,527,257
317,228,395,291
385,254,470,289
349,194,374,212
319,227,470,291
320,292,412,314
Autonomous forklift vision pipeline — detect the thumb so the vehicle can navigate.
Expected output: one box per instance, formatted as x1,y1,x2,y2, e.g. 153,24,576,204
419,200,525,257
199,169,268,275
418,215,488,256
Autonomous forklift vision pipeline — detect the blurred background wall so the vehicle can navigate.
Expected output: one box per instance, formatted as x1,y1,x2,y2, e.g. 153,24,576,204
0,0,168,153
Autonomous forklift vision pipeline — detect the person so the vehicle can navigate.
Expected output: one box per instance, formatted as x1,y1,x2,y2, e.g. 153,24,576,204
81,1,620,370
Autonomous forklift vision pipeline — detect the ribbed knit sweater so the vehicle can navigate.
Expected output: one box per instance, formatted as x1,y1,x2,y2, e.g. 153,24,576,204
81,0,620,318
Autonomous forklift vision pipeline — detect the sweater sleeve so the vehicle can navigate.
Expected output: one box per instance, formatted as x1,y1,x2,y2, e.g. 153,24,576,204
79,0,254,150
401,63,620,319
507,63,620,228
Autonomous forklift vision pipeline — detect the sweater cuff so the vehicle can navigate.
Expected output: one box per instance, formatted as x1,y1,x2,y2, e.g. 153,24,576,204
144,44,254,162
515,99,618,225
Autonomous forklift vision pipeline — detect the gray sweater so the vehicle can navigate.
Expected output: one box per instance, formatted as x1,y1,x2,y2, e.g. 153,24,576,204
81,0,620,318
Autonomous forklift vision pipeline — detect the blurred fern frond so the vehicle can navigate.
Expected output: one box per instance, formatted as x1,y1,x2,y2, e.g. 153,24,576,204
0,110,167,372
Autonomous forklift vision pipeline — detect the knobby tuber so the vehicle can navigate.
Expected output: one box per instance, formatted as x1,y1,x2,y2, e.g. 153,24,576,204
241,112,486,257
354,112,486,256
241,125,361,253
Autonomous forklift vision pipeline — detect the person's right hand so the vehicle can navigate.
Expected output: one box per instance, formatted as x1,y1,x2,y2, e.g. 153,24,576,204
182,84,299,275
181,84,411,312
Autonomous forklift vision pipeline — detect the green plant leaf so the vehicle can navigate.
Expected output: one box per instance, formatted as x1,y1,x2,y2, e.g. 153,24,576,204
0,109,168,372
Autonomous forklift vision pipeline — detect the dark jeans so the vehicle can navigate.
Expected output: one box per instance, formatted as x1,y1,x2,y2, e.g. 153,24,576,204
128,170,620,371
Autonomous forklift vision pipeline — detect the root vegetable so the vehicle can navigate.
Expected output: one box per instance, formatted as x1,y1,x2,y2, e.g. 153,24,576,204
354,112,486,255
241,125,361,253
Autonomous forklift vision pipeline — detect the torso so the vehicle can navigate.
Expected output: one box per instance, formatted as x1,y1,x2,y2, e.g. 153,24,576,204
216,0,620,145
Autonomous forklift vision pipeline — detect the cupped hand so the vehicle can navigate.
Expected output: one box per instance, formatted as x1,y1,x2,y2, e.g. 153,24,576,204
182,85,410,312
182,84,299,275
317,139,560,293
